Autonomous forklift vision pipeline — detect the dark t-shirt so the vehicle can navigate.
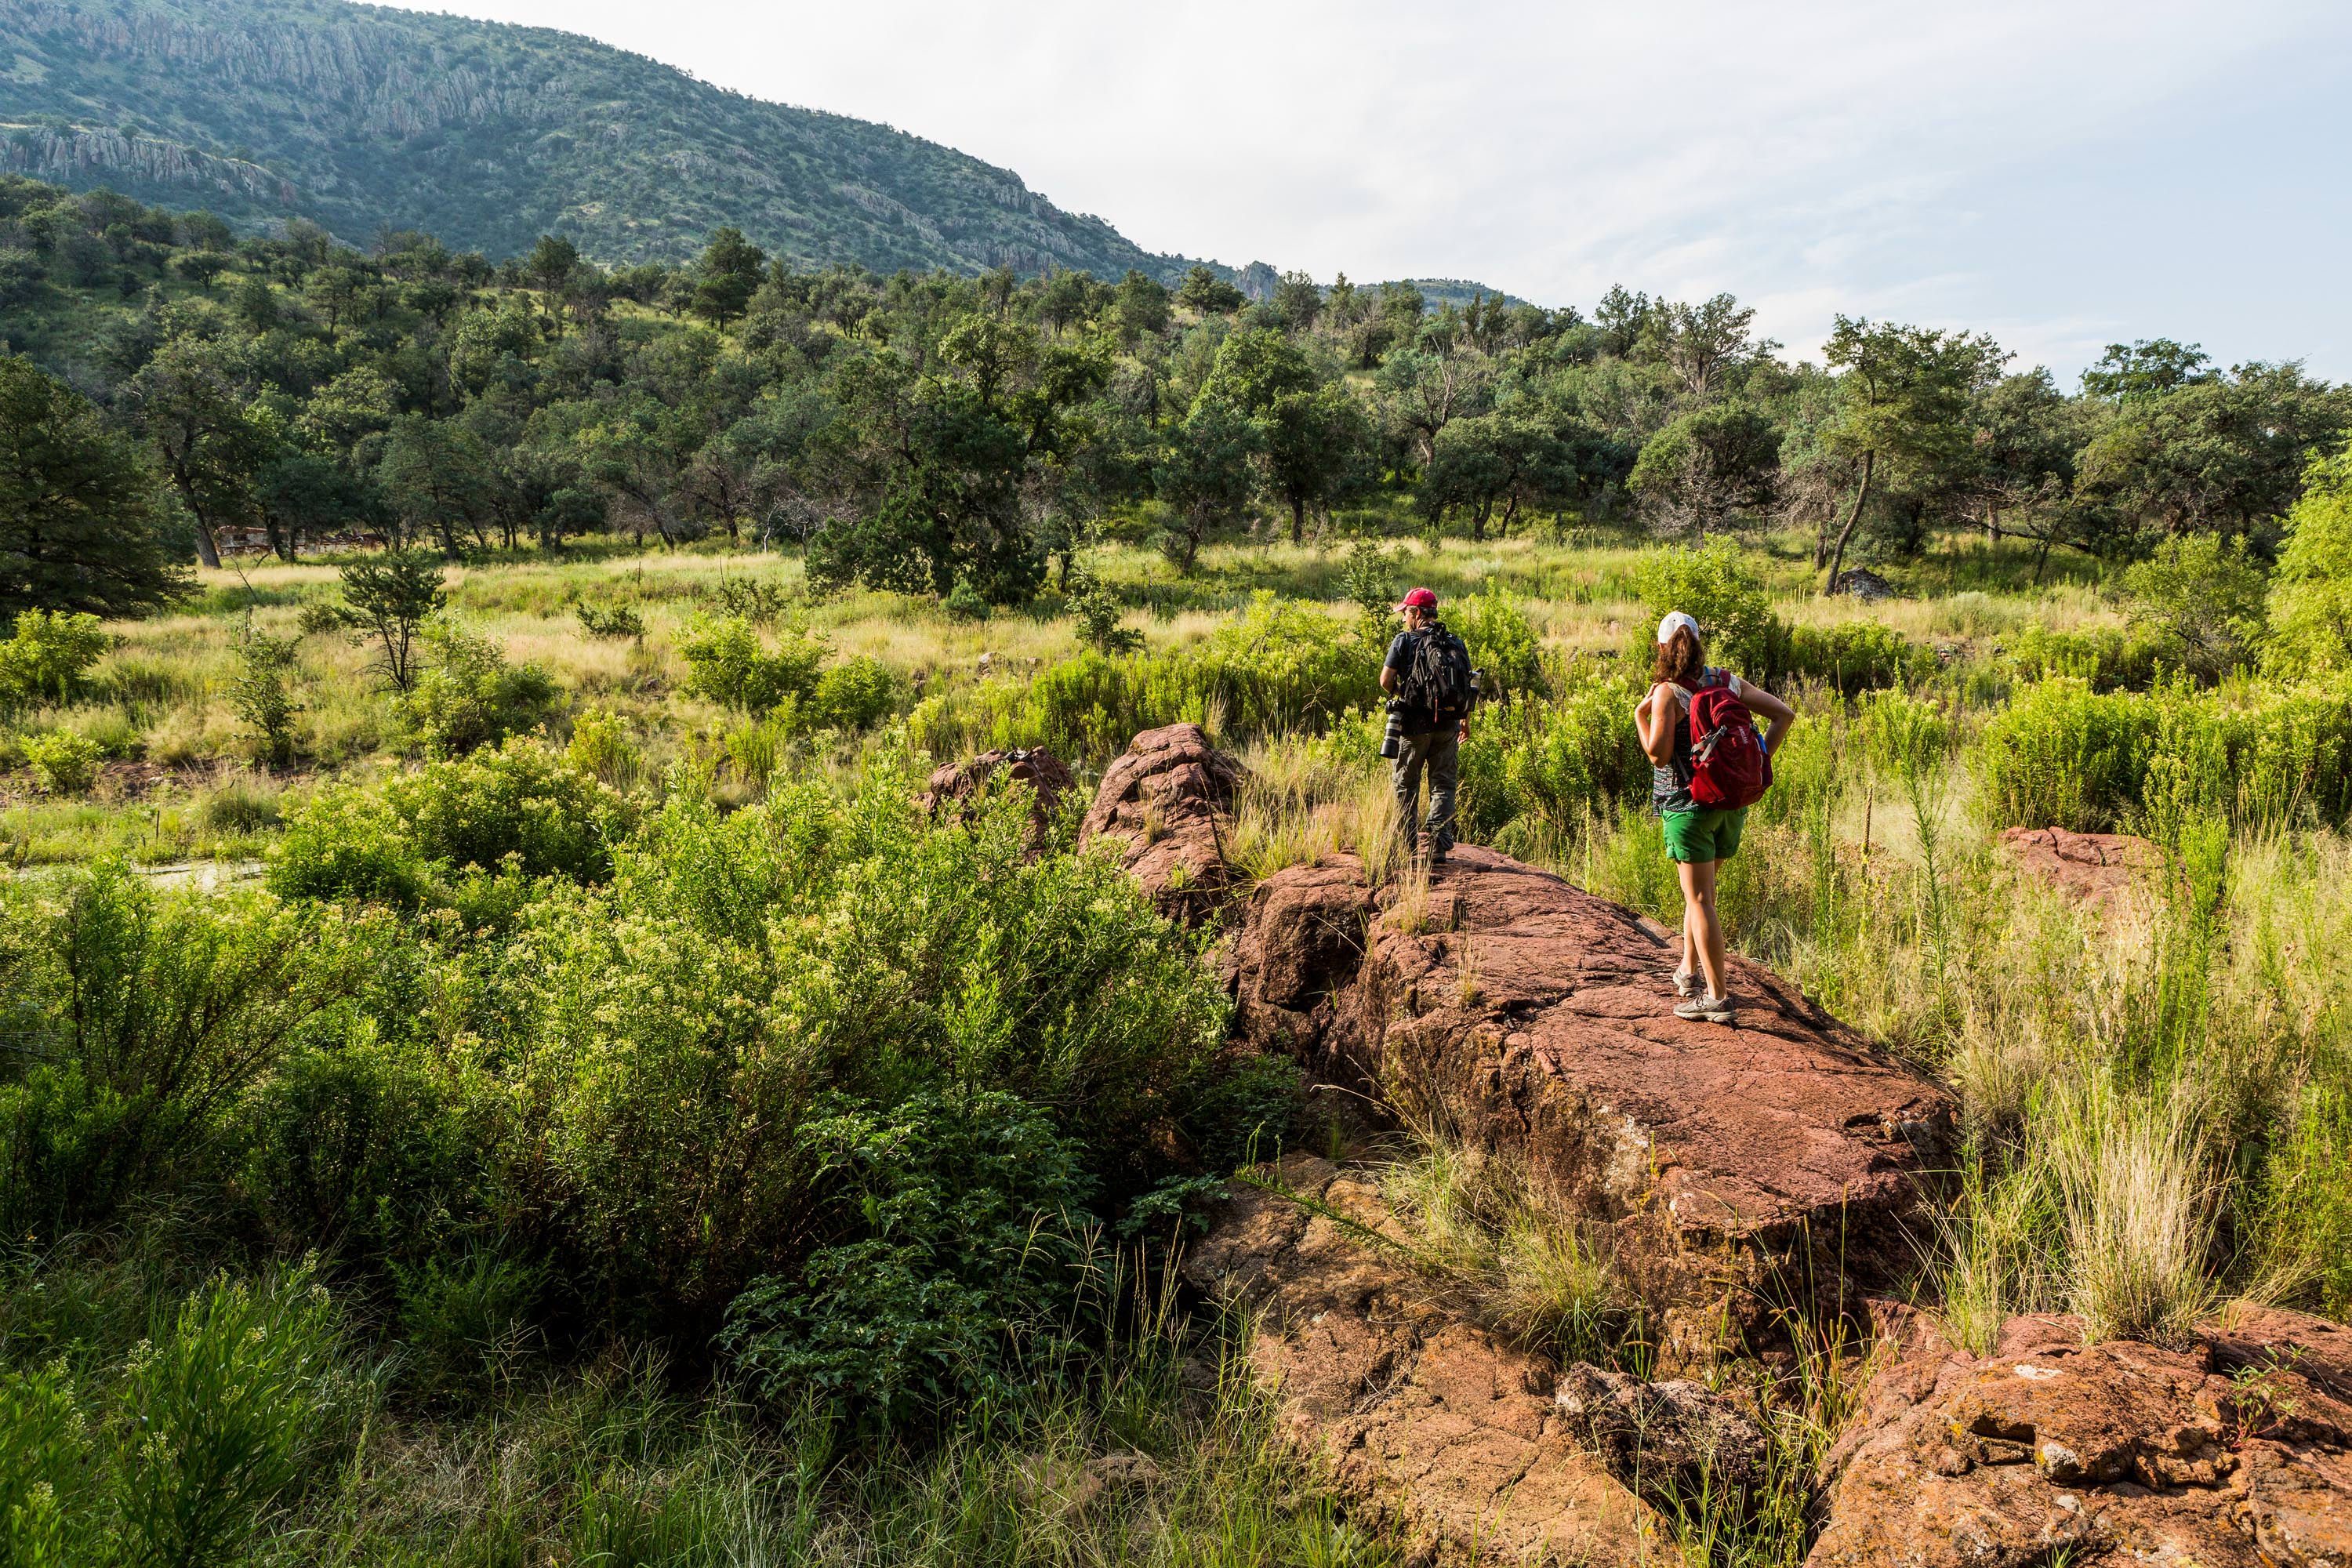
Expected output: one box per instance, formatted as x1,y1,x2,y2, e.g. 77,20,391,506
1650,667,1746,813
1385,625,1447,735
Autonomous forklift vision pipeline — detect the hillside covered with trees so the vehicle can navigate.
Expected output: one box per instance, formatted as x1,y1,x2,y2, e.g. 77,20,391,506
0,0,1214,278
4,172,2343,608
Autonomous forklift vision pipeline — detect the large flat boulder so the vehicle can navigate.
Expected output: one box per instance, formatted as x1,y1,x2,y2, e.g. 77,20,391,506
1183,1153,1667,1564
1228,848,1957,1363
1077,723,1244,926
1809,1307,2352,1566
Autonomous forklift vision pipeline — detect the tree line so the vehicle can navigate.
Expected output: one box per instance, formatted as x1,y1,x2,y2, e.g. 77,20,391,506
2,172,2346,622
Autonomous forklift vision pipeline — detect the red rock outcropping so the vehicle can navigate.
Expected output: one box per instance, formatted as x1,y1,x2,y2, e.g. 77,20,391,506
920,746,1076,852
1997,826,2157,912
1077,724,1244,926
1810,1307,2352,1566
1227,847,1956,1363
1183,1152,1668,1564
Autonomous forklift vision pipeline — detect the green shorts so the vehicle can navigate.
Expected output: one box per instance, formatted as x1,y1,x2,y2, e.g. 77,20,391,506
1661,805,1747,864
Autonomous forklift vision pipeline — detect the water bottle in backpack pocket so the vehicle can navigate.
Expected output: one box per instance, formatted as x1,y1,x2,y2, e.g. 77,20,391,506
1686,685,1771,808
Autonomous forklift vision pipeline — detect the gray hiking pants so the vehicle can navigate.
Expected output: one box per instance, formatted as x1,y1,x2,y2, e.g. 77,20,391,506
1392,729,1459,855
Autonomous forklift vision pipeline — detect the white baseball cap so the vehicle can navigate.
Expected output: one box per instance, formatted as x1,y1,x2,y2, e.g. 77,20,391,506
1656,611,1700,645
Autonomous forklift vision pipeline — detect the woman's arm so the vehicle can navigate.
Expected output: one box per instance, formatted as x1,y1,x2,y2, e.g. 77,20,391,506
1743,682,1795,756
1636,683,1682,764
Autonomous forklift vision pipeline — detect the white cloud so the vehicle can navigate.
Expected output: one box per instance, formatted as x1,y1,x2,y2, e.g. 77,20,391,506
374,0,2352,376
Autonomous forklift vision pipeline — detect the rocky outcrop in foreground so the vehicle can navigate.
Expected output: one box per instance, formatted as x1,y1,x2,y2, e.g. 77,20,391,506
1997,826,2157,913
1182,1152,1668,1563
1227,847,1957,1364
1810,1307,2352,1566
1077,724,1243,926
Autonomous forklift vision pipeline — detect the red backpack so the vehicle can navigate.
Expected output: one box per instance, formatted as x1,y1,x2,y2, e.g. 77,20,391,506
1687,684,1772,808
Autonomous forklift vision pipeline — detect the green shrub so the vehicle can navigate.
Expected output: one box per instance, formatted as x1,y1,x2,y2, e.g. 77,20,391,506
1069,583,1143,655
268,792,429,908
114,1269,343,1568
1976,676,2352,833
19,731,100,797
236,1037,477,1266
382,739,630,883
1453,590,1544,701
1634,540,1777,675
1783,621,1931,694
1180,1052,1306,1173
677,615,828,712
706,575,793,625
2267,439,2352,673
0,869,368,1237
2002,624,2167,693
395,619,559,758
564,706,643,792
228,630,303,768
924,593,1379,762
0,611,108,708
1453,666,1650,845
574,601,645,641
720,1091,1096,1428
1976,679,2158,832
393,1247,545,1408
468,770,1226,1333
2123,534,2267,682
807,656,898,733
0,1357,91,1565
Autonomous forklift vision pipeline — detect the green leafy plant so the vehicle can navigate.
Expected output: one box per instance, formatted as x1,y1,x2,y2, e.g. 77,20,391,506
720,1091,1098,1429
394,619,558,757
574,601,645,641
19,731,101,797
228,628,302,768
676,615,829,712
114,1268,343,1567
0,612,108,708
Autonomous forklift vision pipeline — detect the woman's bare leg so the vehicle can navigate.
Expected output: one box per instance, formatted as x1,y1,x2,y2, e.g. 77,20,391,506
1677,858,1729,1000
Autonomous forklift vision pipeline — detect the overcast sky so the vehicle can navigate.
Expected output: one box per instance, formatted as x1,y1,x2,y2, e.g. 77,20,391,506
378,0,2351,382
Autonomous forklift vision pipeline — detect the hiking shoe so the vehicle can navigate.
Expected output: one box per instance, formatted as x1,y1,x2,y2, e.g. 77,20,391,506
1671,966,1697,998
1674,993,1736,1025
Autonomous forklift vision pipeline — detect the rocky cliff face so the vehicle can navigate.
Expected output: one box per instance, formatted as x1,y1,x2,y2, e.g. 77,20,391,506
2,125,297,206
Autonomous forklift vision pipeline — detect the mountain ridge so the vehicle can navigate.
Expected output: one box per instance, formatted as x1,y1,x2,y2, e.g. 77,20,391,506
0,0,1527,303
0,0,1209,278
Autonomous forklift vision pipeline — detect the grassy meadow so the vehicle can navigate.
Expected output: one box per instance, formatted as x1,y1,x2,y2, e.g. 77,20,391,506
3,521,2349,1566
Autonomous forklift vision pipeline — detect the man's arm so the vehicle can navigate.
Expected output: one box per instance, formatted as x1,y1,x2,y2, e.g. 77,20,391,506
1381,665,1398,694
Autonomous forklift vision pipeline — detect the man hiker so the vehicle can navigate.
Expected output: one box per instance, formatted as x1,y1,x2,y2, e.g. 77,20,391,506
1381,587,1477,864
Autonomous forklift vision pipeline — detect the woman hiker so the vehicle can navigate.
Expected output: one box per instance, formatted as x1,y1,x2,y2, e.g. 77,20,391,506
1634,611,1793,1025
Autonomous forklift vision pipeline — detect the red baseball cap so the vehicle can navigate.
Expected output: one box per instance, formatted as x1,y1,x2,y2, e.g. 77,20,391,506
1395,587,1438,610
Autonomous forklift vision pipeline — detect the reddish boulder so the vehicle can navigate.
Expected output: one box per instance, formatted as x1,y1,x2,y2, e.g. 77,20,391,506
1229,848,1957,1364
1997,826,2158,912
921,746,1076,851
1078,724,1245,925
1810,1308,2352,1566
1183,1152,1666,1563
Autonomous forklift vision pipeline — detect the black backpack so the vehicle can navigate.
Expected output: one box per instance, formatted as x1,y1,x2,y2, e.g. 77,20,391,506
1403,626,1479,720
